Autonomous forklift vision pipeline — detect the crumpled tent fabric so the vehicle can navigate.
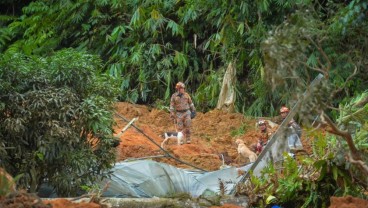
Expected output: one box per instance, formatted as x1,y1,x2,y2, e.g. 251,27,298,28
101,160,252,198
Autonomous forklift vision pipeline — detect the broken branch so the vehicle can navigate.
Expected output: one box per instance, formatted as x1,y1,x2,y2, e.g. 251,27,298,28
332,65,358,98
346,155,368,175
320,112,368,175
321,111,360,160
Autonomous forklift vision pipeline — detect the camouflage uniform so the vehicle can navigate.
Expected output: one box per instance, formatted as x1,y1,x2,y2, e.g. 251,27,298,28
170,91,196,143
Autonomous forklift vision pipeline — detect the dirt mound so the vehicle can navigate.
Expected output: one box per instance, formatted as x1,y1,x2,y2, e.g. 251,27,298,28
114,102,258,171
113,102,312,171
43,199,102,208
0,102,359,208
0,190,104,208
114,102,320,171
0,191,51,208
329,196,368,208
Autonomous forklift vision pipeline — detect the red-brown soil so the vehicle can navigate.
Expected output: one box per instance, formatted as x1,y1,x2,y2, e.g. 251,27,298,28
43,198,102,208
329,195,368,208
2,102,365,208
114,102,254,170
114,102,312,170
0,191,51,208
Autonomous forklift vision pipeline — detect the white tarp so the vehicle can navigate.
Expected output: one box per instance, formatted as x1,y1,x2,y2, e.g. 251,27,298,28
101,160,252,198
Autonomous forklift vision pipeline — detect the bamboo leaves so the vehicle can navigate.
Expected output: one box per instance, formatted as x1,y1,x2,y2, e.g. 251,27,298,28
2,0,366,117
109,26,127,43
167,20,183,36
174,51,188,68
130,7,145,27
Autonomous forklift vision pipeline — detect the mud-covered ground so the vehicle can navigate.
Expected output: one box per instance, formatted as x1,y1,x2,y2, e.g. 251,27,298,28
114,102,250,170
1,102,366,208
113,102,312,171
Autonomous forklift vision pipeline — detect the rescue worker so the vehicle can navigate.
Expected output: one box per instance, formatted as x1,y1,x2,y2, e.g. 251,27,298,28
252,120,273,154
278,106,303,151
170,82,196,144
279,106,302,138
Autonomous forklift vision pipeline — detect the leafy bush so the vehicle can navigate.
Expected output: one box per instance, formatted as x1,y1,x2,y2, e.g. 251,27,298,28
242,130,367,207
0,49,121,196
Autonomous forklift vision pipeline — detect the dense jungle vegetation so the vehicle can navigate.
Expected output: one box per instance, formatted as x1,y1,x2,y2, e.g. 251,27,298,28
0,0,367,207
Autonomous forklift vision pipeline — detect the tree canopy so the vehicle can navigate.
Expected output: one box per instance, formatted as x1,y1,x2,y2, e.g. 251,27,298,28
0,0,367,203
4,0,365,115
0,49,120,195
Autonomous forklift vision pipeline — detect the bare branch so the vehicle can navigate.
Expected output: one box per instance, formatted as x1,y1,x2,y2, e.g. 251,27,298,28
325,105,340,111
315,44,331,74
309,122,322,133
244,21,251,31
332,65,359,98
353,96,368,108
299,61,328,75
346,155,368,175
257,11,262,22
307,37,331,78
320,111,361,160
339,107,367,124
320,112,368,175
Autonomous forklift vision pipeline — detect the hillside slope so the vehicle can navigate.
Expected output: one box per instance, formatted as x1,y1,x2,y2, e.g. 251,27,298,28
113,102,311,171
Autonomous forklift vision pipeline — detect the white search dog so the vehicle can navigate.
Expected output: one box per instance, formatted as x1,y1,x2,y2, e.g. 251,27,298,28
161,132,184,148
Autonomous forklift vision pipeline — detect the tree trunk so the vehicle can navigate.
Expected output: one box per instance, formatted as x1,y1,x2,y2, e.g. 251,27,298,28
216,61,236,113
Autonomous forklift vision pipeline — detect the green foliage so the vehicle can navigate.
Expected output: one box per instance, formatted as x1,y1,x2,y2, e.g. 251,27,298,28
337,90,368,126
330,0,368,35
335,91,368,188
0,0,313,113
245,131,367,207
192,70,221,112
0,0,367,204
262,3,368,121
0,49,120,196
231,122,251,137
152,99,169,111
2,0,367,116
